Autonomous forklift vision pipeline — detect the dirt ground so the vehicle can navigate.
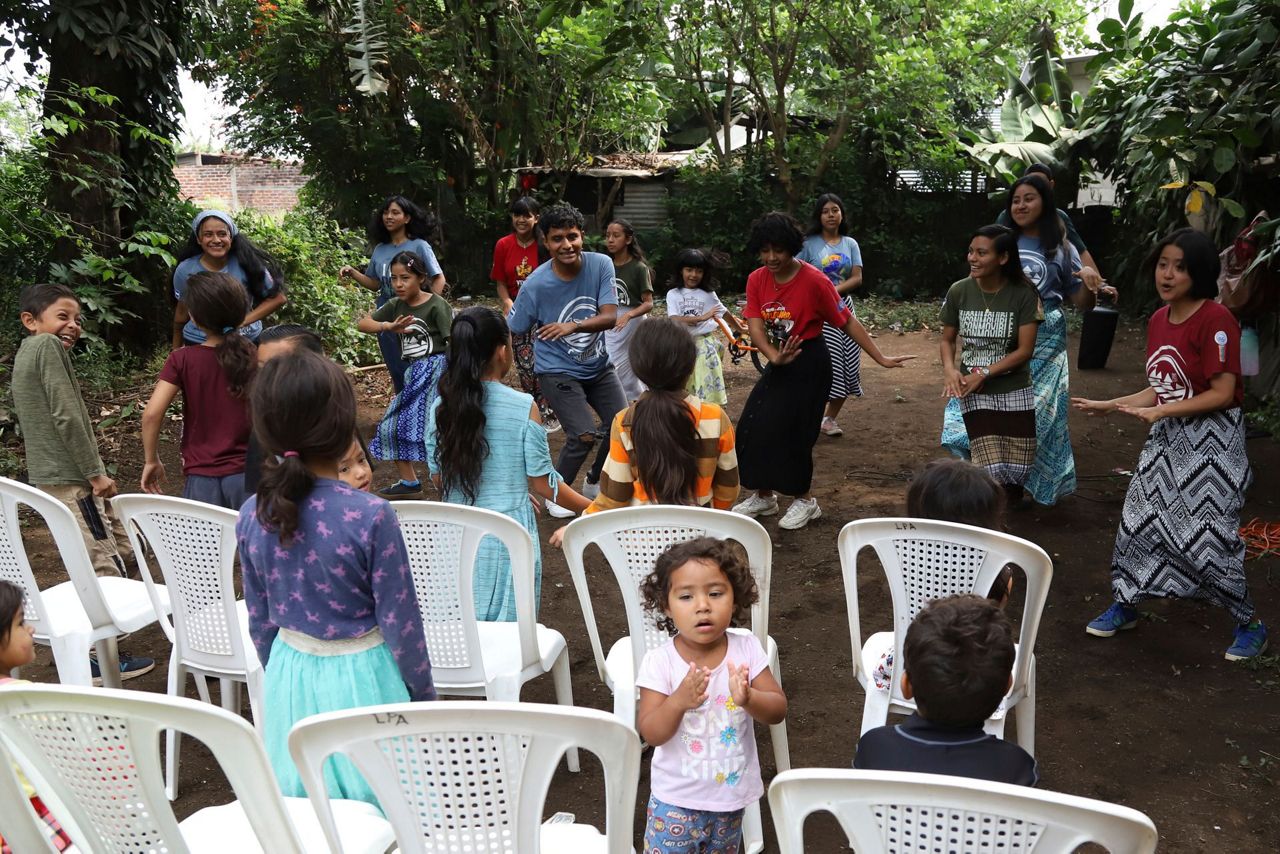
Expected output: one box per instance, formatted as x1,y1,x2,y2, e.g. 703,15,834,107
13,318,1280,852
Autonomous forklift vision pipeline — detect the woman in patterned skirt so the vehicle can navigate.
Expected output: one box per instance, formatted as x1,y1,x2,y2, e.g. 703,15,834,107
1074,229,1267,661
942,175,1108,505
939,225,1041,501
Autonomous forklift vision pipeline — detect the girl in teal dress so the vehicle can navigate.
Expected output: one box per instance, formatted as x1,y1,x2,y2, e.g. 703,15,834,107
426,307,591,620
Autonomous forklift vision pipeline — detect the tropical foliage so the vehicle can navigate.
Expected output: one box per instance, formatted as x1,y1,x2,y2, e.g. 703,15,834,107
1077,0,1280,289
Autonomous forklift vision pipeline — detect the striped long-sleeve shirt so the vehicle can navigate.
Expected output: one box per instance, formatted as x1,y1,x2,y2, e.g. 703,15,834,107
584,395,739,512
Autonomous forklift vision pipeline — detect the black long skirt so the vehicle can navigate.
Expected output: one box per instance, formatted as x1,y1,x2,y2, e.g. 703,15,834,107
737,336,831,495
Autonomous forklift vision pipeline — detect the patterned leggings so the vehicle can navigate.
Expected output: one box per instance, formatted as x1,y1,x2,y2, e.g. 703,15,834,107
644,796,743,853
513,329,553,418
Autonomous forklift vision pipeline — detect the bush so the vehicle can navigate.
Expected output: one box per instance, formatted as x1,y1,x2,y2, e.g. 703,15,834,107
234,208,382,367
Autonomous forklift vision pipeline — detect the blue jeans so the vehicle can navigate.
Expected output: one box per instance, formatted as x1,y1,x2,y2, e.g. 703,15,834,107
376,292,409,393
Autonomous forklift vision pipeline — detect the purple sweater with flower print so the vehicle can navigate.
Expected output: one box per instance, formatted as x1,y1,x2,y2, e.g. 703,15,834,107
238,478,436,700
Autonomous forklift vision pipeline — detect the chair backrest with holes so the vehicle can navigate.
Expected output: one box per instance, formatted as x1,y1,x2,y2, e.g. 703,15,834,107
0,476,111,636
838,518,1052,706
289,701,640,854
560,506,771,685
392,502,539,685
112,495,249,675
768,769,1157,854
0,683,307,854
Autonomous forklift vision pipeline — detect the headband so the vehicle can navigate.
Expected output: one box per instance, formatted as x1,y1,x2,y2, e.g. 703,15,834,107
192,209,238,239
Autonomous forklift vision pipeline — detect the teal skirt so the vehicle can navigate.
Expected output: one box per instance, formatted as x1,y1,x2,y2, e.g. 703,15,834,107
263,633,410,808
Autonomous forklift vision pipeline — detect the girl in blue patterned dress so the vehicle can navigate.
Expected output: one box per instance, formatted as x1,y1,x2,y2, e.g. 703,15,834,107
358,251,452,497
426,307,590,620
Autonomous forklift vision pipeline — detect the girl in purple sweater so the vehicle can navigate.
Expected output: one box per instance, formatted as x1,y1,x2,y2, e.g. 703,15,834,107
238,349,435,806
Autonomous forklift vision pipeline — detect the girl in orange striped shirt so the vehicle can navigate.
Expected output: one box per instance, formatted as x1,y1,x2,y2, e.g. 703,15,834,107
550,319,739,545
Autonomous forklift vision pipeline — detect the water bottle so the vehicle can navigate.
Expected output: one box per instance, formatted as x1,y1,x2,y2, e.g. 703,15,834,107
1241,326,1260,376
1077,294,1119,370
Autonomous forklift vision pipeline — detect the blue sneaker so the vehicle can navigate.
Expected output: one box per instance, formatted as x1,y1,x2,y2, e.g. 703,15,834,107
1225,621,1268,661
90,652,156,686
1086,602,1140,637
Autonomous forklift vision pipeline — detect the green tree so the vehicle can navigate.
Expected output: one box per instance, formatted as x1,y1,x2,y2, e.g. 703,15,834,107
1078,0,1280,293
0,0,213,347
655,0,1086,210
203,0,664,221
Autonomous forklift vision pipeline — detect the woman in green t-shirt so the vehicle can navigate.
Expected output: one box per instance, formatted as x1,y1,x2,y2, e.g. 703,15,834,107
939,225,1042,503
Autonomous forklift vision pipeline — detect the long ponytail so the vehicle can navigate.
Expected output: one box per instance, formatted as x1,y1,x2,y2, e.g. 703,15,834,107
628,318,699,505
185,271,257,397
252,350,356,545
435,307,508,503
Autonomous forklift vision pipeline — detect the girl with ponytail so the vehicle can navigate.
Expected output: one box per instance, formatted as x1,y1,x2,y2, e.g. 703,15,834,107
426,306,590,621
141,271,257,509
239,349,434,806
549,318,740,545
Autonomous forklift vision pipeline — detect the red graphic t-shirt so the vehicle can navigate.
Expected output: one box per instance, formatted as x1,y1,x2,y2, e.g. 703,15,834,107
490,233,540,299
744,261,852,345
1145,300,1243,407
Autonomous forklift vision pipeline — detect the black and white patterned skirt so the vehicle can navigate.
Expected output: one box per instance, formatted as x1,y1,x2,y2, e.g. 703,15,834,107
821,295,862,401
1111,407,1255,623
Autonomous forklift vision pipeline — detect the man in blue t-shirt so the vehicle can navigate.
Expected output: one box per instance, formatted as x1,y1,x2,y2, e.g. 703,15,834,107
508,204,625,513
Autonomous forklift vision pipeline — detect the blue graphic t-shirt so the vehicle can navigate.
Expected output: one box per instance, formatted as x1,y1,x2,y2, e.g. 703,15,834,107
1016,234,1080,309
172,255,277,344
366,238,442,303
507,251,618,379
798,234,863,287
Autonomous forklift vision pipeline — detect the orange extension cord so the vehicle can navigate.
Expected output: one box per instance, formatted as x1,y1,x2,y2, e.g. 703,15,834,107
1240,519,1280,559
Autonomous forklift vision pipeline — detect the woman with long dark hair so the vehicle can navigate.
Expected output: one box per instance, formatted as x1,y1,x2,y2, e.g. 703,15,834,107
939,225,1041,501
340,195,448,391
942,175,1112,505
797,193,865,436
144,271,258,508
172,210,285,348
425,307,589,621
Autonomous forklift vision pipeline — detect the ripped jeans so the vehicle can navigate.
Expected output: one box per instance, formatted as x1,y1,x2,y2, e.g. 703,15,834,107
538,367,627,486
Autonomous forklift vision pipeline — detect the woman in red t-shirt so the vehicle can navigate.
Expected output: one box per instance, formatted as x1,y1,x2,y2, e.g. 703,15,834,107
1073,228,1267,661
491,196,557,431
732,212,914,530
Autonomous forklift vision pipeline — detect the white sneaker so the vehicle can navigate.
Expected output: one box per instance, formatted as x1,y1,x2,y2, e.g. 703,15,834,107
779,498,822,530
582,480,601,500
732,493,779,518
545,499,576,519
820,417,843,437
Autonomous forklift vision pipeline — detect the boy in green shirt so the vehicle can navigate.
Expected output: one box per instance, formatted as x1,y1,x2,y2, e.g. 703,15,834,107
11,284,153,679
12,284,133,577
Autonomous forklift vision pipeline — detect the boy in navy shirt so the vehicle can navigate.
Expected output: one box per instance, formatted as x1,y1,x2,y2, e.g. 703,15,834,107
853,594,1038,786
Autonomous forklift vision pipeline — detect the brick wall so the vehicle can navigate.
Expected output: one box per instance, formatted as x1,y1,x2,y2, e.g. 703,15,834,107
174,155,307,216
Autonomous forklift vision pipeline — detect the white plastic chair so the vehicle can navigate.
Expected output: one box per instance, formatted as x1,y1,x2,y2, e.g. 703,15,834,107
768,768,1158,853
112,493,264,800
0,476,171,688
391,501,578,770
289,701,640,854
560,505,789,854
0,683,396,854
838,518,1052,755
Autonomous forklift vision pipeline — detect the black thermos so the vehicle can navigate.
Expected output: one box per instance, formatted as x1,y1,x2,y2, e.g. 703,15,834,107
1077,294,1119,370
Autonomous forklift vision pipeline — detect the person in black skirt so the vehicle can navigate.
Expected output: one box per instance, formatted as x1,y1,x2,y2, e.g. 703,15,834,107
732,212,914,529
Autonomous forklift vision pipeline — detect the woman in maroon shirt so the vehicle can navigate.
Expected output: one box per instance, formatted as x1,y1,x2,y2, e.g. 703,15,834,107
1074,228,1267,661
731,212,914,530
